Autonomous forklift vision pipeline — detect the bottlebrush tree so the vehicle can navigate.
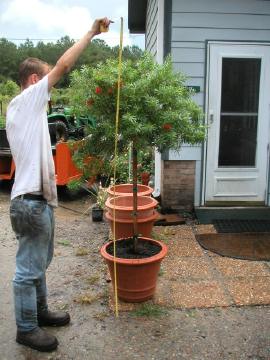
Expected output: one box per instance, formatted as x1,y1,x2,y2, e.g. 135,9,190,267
69,53,206,249
69,53,205,157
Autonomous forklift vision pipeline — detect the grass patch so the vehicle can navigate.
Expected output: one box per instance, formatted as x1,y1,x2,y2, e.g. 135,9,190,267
130,303,168,318
93,311,109,321
57,303,69,311
75,247,89,256
185,309,197,318
57,239,71,246
213,308,222,315
158,266,165,277
163,227,177,236
85,274,100,285
74,292,102,305
151,230,169,243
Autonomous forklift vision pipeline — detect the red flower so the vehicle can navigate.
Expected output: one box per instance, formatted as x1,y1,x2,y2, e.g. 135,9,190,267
107,87,113,94
162,123,172,131
86,98,94,107
95,87,102,94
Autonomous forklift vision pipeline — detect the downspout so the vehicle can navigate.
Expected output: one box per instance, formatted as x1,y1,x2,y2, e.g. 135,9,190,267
153,0,165,197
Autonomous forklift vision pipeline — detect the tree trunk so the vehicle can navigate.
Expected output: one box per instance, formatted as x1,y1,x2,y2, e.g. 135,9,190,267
132,141,138,252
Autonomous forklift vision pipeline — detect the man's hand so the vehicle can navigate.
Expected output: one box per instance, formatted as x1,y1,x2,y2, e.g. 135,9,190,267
91,17,112,35
48,17,112,90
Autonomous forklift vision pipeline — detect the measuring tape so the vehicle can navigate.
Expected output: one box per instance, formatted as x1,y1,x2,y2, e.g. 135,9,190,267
76,18,122,316
105,17,124,317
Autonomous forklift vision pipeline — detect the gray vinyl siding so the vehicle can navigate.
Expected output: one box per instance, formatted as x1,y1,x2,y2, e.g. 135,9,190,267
145,0,158,57
172,0,270,14
164,0,270,206
171,0,270,108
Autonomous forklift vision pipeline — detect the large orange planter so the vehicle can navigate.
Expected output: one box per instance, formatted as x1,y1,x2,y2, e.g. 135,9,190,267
107,184,153,198
105,195,158,239
140,172,151,186
106,195,158,219
100,237,167,302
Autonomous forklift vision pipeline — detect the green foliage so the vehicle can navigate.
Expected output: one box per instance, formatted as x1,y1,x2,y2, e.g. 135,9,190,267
69,53,205,158
130,303,168,317
57,239,71,246
0,37,143,88
0,79,20,97
138,147,154,174
66,178,82,192
0,79,20,126
90,183,108,209
112,151,130,183
0,115,5,129
50,87,71,105
0,38,19,82
67,179,108,209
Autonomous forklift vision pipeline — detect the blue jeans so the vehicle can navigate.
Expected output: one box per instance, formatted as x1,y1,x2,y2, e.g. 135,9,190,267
10,198,54,332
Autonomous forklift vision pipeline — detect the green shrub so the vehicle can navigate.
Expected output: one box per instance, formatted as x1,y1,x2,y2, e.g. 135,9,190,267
0,115,5,129
68,53,205,185
69,54,205,157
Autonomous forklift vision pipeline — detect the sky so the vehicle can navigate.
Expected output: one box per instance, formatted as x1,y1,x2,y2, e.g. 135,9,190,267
0,0,145,48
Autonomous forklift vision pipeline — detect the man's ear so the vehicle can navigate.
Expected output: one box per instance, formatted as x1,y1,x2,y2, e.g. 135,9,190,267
29,73,40,85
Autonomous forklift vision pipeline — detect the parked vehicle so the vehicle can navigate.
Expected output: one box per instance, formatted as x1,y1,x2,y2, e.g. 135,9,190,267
0,102,97,186
47,102,95,145
0,128,82,186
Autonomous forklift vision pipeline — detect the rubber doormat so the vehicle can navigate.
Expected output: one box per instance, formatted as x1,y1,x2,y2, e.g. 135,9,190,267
213,219,270,233
196,233,270,261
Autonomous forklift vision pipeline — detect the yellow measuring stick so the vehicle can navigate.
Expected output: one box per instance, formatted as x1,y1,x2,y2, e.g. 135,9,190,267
111,16,124,317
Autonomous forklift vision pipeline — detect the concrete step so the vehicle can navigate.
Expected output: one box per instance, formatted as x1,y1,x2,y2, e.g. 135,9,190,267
195,206,270,224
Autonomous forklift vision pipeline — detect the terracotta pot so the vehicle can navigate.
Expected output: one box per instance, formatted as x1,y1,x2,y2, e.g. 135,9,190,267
107,183,153,198
100,237,167,302
105,195,158,238
105,212,158,239
106,195,157,219
140,172,150,186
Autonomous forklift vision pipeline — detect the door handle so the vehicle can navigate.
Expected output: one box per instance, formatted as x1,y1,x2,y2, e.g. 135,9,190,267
209,110,214,124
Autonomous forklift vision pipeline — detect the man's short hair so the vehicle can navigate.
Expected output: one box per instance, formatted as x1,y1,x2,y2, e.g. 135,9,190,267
19,58,49,87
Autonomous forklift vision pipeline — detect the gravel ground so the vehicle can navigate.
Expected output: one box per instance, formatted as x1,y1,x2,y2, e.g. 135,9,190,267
0,182,269,360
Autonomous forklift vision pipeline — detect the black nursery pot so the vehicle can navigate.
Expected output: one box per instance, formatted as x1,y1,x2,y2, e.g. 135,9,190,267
97,175,110,187
92,207,104,222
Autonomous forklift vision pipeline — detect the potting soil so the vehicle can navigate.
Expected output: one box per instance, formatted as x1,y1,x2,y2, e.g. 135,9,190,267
107,238,161,259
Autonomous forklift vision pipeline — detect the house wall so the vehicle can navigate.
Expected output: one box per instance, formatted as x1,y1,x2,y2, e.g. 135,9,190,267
161,160,196,210
171,0,270,107
161,0,270,208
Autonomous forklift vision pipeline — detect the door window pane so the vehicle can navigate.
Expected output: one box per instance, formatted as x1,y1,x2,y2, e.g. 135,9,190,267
218,58,261,167
218,115,257,166
221,58,261,113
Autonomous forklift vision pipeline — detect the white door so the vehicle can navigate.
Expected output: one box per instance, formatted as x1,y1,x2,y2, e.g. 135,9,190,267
205,43,270,205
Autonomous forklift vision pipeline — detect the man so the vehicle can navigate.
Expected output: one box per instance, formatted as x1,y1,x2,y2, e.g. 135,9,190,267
6,17,111,352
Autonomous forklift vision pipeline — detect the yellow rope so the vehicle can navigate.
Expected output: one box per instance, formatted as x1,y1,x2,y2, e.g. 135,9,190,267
112,16,124,317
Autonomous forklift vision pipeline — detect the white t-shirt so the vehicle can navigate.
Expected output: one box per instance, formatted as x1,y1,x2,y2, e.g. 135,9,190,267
6,75,58,207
